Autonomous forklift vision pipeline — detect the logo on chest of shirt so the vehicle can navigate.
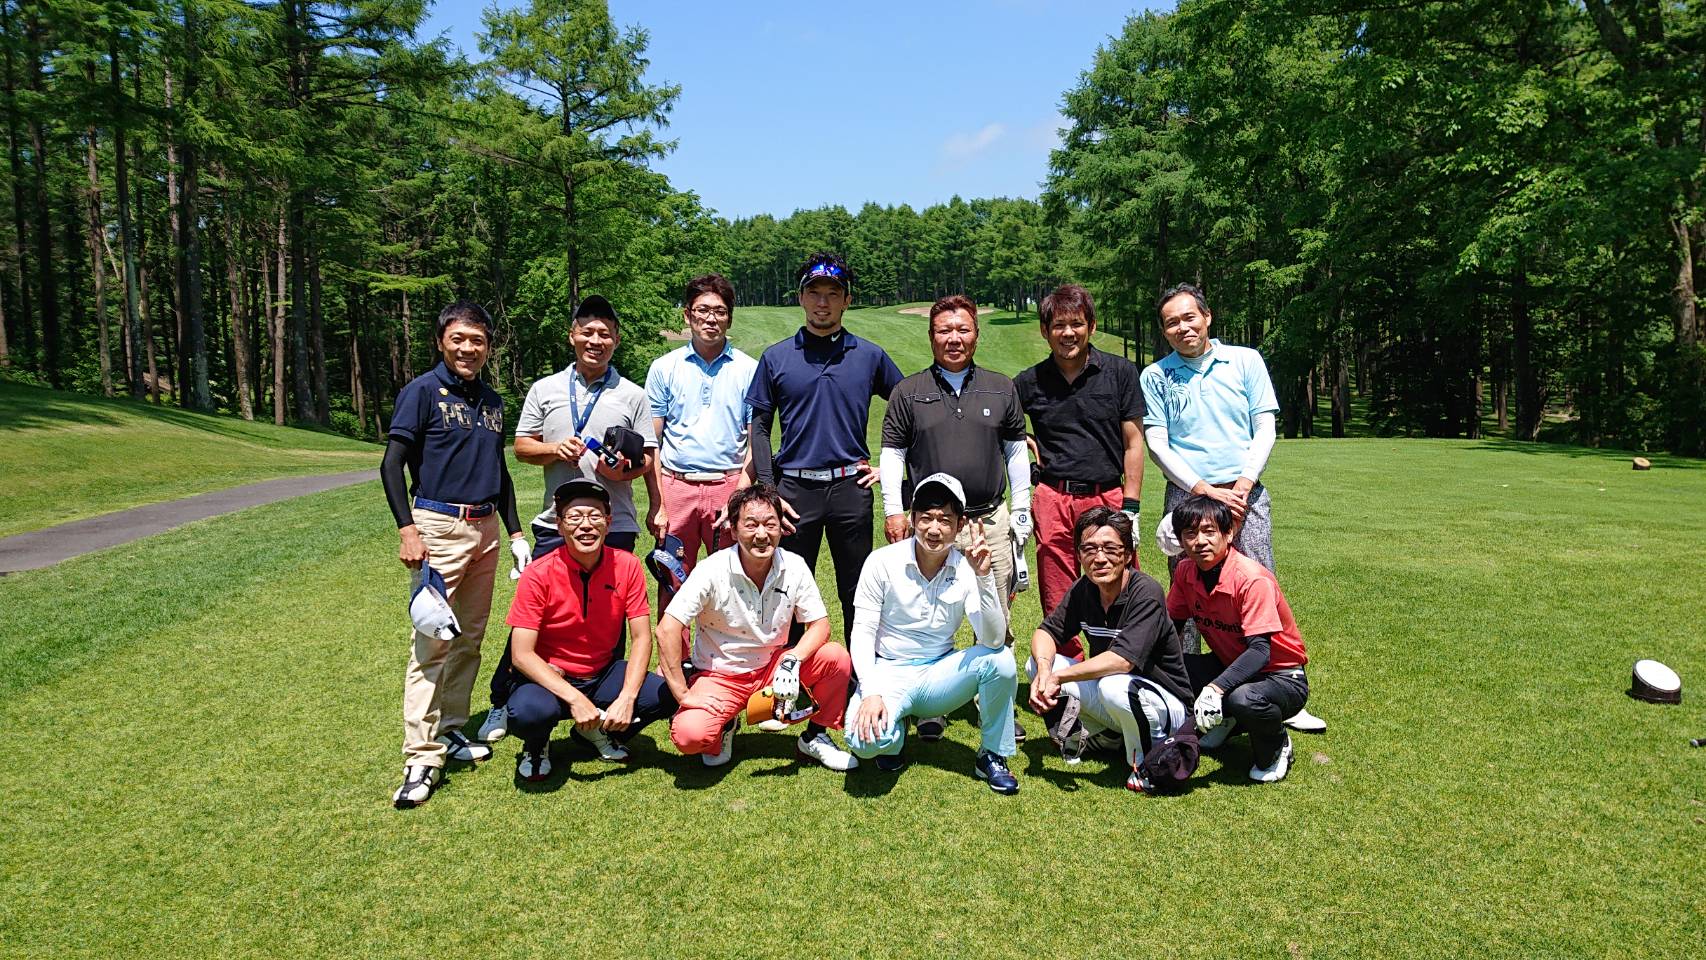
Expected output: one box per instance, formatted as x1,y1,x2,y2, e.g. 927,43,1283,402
438,400,503,433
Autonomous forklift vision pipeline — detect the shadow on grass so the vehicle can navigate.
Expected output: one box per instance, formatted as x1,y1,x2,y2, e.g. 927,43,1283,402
670,728,814,789
1467,436,1699,468
0,380,377,448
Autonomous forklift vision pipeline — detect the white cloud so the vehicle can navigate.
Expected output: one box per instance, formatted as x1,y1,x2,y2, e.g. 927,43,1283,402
938,123,1008,166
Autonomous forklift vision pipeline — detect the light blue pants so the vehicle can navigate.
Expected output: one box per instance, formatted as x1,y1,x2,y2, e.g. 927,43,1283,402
846,645,1018,758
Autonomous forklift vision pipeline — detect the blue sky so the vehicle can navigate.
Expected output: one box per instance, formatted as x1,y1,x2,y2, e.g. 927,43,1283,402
420,1,1158,220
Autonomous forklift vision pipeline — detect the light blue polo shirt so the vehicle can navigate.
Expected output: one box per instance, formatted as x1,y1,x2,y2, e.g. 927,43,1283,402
644,341,757,472
1140,340,1280,485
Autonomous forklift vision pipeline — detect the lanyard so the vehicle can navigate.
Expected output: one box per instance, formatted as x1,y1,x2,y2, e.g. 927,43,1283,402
569,367,615,436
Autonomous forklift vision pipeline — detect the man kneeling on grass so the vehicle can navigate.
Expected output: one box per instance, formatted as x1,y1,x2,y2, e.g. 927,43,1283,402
1027,506,1194,793
504,479,677,782
845,473,1020,794
656,483,857,771
1167,494,1311,783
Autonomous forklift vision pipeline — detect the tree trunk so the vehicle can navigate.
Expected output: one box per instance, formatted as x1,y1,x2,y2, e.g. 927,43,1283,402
109,31,143,396
1512,265,1542,441
85,113,112,395
309,248,328,423
400,288,415,381
273,211,287,425
349,294,366,436
25,11,59,386
223,183,253,420
288,198,313,421
2,0,30,367
174,10,210,412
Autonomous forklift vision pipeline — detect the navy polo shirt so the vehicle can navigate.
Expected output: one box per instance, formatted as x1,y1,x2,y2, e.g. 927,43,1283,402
388,361,507,506
747,327,903,469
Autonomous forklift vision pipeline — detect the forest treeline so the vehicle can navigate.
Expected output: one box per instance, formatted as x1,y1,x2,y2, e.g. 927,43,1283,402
2,1,1702,454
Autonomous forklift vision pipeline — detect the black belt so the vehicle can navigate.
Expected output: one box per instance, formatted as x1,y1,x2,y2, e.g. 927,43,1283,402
965,501,1000,519
1043,478,1119,496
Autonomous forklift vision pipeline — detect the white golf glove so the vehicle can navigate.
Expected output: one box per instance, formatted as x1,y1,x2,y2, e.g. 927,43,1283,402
1121,500,1141,535
771,655,801,700
1009,507,1033,547
508,537,532,580
1156,512,1183,558
1194,686,1224,732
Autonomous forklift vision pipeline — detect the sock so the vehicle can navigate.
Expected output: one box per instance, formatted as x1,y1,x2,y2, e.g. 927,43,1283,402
804,721,826,740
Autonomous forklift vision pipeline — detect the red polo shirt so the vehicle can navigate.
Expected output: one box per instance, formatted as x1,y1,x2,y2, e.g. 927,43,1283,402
506,545,649,678
1166,547,1307,671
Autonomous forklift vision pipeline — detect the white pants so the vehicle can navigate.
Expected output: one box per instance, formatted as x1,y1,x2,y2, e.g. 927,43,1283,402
1029,654,1186,766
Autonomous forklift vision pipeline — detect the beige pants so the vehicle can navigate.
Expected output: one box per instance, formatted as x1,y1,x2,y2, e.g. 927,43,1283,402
402,508,501,767
956,501,1014,643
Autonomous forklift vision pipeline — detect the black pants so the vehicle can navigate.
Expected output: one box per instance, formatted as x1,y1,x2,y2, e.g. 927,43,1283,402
778,474,874,645
488,527,638,708
507,658,677,751
1185,653,1308,766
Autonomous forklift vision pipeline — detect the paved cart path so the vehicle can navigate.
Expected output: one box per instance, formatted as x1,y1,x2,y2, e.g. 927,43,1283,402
0,469,378,575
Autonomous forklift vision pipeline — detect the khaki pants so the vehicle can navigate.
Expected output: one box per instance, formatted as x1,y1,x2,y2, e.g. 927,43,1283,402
955,501,1013,643
402,508,501,767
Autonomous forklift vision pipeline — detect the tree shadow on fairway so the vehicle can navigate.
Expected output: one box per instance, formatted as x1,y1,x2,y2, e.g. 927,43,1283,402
1468,437,1698,469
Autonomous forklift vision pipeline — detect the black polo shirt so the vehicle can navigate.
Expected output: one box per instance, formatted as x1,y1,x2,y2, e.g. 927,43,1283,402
881,363,1024,515
388,361,507,506
1014,347,1144,487
1039,568,1192,705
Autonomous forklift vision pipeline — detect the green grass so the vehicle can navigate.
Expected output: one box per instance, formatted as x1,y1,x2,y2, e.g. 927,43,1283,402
0,381,379,538
3,429,1704,957
4,311,1704,956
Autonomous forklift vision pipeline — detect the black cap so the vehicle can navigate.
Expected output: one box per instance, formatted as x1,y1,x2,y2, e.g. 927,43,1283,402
553,478,610,508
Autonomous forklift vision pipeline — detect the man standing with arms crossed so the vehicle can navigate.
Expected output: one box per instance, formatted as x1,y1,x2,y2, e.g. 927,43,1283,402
383,301,529,809
1141,283,1324,732
478,295,661,744
746,252,903,641
879,293,1031,741
1014,284,1147,647
645,274,755,608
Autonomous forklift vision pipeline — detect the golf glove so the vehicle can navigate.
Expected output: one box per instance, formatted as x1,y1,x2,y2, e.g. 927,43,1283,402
772,655,801,700
1009,507,1033,546
1121,498,1141,535
509,537,531,580
1194,687,1224,732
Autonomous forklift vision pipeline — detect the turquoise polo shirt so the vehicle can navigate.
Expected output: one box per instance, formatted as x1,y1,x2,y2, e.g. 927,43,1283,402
644,342,757,473
1140,340,1279,485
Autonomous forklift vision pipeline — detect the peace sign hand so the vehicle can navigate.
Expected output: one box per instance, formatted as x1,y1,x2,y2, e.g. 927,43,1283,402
967,522,993,578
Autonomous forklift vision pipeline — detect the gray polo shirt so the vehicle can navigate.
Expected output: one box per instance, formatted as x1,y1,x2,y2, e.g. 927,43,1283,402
515,364,656,535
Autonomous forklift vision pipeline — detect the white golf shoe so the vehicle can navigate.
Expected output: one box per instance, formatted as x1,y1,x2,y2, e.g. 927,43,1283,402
392,764,439,809
1284,707,1327,733
703,720,736,767
477,704,508,743
1249,734,1294,783
796,731,859,771
437,730,492,763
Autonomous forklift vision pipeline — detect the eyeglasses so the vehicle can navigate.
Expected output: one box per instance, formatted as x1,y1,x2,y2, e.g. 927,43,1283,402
559,510,608,527
1076,542,1128,558
689,305,730,320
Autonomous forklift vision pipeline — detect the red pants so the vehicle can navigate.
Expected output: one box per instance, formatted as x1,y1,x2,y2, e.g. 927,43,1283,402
1035,481,1128,658
669,644,851,755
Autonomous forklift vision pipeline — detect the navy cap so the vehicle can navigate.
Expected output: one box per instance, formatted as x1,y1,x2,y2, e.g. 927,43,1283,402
798,260,850,292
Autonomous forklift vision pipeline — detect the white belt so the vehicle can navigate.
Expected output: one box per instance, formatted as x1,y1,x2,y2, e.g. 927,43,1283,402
781,463,863,482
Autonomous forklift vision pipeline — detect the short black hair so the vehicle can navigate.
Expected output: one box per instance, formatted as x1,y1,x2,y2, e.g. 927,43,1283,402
1171,494,1233,539
726,482,784,526
1073,506,1133,554
573,294,620,330
911,483,964,518
436,300,495,341
1158,282,1210,317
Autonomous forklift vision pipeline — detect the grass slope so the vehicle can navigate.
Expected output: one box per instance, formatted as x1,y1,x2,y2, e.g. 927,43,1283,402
0,381,379,538
2,431,1703,958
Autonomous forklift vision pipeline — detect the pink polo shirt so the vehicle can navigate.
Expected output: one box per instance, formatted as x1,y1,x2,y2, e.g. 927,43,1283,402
1166,547,1307,671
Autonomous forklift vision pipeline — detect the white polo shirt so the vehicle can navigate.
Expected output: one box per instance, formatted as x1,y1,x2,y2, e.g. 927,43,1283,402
664,545,828,675
850,539,1003,672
